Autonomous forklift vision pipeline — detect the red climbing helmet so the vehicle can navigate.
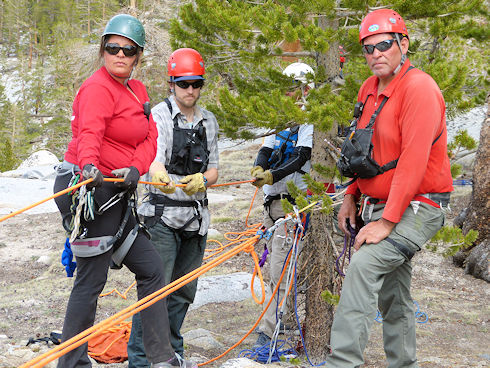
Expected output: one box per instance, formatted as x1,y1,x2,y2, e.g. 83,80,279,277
167,48,205,81
359,9,408,43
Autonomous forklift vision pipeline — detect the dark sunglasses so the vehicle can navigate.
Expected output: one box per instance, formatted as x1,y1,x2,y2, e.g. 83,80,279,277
175,80,204,89
362,39,396,55
104,43,138,57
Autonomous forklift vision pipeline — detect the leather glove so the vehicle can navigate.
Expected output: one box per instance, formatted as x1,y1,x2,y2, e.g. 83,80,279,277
250,166,264,178
111,166,140,193
179,173,206,196
152,170,176,194
82,164,103,189
252,169,273,188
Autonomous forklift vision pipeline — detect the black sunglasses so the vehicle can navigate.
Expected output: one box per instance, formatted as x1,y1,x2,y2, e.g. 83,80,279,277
104,43,138,57
362,39,396,55
175,80,204,89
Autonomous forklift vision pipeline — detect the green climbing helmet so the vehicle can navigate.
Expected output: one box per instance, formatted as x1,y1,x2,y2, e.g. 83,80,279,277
102,14,145,48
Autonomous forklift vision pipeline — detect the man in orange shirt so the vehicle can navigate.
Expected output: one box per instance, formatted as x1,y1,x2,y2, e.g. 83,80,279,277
328,9,453,367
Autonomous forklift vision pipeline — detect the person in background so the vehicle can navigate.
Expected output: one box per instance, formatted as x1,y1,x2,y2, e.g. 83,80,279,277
250,62,314,348
327,9,452,367
127,48,219,367
53,14,195,368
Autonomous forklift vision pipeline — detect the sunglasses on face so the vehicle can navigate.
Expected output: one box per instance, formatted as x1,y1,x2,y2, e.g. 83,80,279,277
175,80,204,89
362,39,396,55
104,43,138,57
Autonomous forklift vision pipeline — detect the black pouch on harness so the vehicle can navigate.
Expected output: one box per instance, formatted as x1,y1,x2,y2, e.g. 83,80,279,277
337,128,383,179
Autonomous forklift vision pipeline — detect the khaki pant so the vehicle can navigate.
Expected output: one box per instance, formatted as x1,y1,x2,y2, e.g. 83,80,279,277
258,199,294,337
326,201,445,368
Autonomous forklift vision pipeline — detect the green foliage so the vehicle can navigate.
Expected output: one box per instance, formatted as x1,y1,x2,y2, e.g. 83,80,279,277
448,129,478,157
450,163,462,178
427,226,479,257
0,139,16,172
320,288,340,306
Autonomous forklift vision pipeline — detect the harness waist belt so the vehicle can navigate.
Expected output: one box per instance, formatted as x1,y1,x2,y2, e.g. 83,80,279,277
71,236,114,257
264,193,295,205
149,193,208,208
366,192,451,208
420,192,450,208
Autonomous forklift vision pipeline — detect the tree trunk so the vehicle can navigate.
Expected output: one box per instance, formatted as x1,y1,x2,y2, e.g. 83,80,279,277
299,14,339,362
301,132,336,362
462,96,490,243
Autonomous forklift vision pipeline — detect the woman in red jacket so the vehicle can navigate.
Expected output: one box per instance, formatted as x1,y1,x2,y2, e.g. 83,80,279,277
53,14,195,368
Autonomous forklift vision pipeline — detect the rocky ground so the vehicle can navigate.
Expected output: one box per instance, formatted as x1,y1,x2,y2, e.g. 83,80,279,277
0,146,489,368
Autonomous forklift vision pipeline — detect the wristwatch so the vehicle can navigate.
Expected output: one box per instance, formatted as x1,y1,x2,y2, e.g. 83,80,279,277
203,175,208,187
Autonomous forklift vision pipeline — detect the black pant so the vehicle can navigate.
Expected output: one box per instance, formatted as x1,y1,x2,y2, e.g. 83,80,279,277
53,171,174,367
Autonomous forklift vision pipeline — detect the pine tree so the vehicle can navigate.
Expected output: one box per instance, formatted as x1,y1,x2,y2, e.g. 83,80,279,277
169,0,489,360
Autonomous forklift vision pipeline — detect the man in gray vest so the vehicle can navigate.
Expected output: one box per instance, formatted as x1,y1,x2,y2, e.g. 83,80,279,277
128,48,219,368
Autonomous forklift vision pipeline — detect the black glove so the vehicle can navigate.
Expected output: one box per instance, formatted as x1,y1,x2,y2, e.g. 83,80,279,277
82,164,103,189
111,166,140,193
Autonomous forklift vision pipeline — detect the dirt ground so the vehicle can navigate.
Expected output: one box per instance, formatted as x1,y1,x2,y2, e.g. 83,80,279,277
0,146,488,367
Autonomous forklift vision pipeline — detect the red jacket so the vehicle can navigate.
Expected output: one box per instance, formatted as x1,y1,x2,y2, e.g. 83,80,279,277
64,66,157,176
346,61,453,223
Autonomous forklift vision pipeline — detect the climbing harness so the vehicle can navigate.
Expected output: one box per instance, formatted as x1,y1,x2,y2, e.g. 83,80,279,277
66,173,146,270
147,192,208,232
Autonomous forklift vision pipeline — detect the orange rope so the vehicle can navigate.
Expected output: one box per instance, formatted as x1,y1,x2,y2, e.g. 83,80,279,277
19,236,264,368
199,244,293,366
0,178,254,223
99,281,136,299
0,178,93,223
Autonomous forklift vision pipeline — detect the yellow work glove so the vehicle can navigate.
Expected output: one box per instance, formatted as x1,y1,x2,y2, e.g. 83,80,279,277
252,169,273,188
180,173,206,196
152,170,176,194
250,166,264,178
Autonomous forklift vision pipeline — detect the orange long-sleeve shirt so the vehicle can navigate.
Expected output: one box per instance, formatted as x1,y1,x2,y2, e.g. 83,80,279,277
346,61,453,223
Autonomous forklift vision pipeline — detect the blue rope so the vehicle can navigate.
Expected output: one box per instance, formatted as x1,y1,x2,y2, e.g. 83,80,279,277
375,300,428,324
238,338,297,363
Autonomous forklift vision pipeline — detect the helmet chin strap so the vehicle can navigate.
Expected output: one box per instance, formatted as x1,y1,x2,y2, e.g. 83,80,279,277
392,33,406,75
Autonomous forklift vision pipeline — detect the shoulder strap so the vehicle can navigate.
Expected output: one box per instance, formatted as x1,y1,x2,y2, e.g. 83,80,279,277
164,98,179,127
365,96,389,129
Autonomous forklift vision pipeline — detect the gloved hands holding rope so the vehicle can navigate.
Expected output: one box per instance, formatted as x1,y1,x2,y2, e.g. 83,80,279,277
152,170,176,194
250,166,273,188
112,166,140,193
82,164,103,189
180,173,206,196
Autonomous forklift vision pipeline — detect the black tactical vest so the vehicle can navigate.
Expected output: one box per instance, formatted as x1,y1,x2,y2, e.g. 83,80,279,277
164,98,210,176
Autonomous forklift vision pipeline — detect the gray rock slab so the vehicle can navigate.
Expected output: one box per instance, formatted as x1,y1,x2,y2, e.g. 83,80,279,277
182,328,223,350
191,272,263,310
219,357,266,368
0,177,57,215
